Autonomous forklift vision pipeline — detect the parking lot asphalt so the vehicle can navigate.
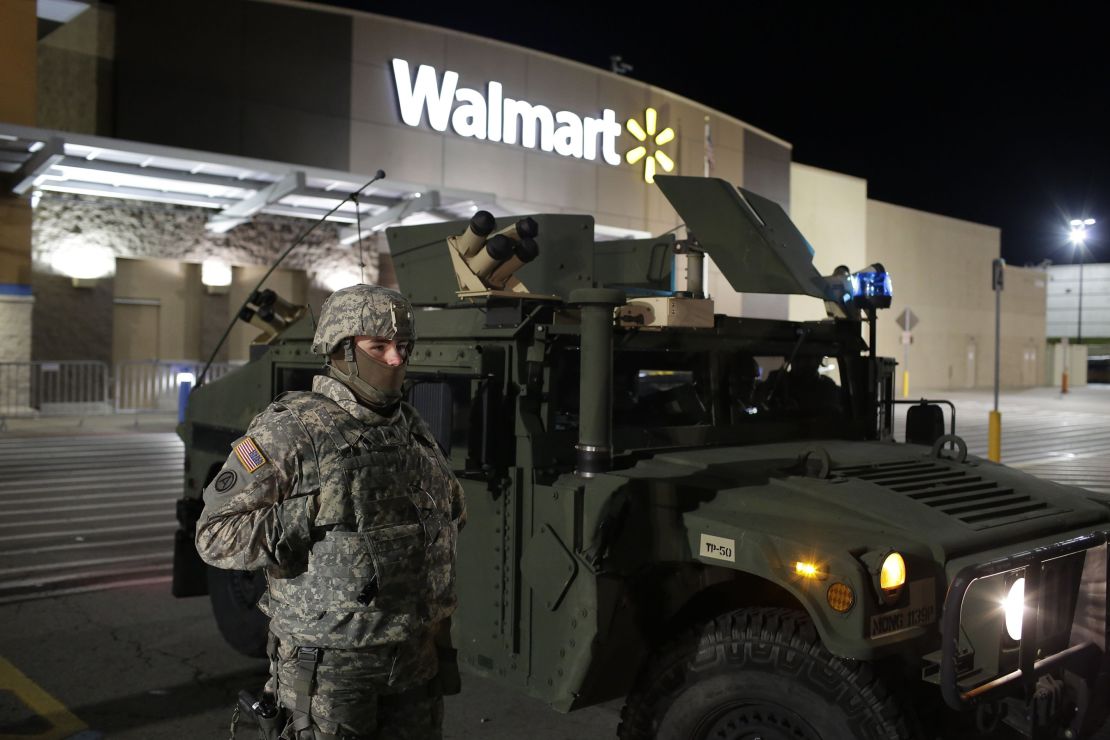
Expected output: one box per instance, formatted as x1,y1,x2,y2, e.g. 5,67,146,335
1,385,1108,738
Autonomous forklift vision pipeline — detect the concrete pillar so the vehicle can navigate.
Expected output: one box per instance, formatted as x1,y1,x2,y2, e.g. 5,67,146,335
0,0,37,363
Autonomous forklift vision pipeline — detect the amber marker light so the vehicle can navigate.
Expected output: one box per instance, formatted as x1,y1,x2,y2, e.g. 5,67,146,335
795,561,820,579
880,552,906,591
827,583,855,613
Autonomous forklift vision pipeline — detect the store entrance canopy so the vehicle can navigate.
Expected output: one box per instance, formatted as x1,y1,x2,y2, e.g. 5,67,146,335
0,123,506,238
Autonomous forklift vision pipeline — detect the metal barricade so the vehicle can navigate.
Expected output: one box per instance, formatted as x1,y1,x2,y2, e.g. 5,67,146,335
0,361,112,418
113,360,239,413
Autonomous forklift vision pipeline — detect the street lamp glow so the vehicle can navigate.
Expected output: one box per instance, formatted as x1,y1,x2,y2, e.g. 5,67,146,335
1069,217,1094,246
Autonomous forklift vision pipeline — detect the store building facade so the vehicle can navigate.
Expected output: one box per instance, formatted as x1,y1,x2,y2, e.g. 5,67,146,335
1,0,1048,392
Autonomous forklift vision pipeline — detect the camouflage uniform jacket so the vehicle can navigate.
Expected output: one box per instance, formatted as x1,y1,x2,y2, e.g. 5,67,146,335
196,374,465,689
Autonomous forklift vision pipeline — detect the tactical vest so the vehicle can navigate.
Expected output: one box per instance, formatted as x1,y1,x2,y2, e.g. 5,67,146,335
262,391,459,651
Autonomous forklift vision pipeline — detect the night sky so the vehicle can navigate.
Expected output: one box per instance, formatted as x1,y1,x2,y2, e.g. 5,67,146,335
315,2,1109,267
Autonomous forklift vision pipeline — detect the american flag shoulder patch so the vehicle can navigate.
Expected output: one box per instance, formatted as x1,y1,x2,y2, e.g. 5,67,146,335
233,437,267,473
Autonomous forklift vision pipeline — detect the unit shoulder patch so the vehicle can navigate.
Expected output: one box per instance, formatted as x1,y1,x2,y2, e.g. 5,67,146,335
233,436,267,473
214,470,238,493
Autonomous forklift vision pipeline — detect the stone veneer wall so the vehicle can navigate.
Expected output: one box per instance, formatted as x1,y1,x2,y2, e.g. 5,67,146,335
31,192,370,277
31,192,376,363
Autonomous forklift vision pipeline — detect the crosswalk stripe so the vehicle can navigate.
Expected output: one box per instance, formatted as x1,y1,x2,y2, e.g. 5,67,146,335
0,575,173,606
0,510,173,529
0,534,170,557
0,562,173,590
0,552,172,577
1,499,177,516
0,490,179,507
0,521,176,543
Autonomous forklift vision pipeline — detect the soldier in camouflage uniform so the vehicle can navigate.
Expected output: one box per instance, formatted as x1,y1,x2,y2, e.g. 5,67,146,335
196,284,465,740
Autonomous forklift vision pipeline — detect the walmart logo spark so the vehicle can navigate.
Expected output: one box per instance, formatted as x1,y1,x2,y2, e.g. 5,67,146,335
625,107,675,184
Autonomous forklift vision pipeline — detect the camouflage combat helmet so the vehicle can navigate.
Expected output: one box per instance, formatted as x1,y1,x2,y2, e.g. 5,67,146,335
311,284,416,356
312,284,416,410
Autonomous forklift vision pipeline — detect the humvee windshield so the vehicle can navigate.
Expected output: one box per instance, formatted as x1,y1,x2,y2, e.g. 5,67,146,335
551,342,861,455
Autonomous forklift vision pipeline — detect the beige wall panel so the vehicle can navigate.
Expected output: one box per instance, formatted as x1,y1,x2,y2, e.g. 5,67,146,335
866,201,1016,390
112,303,159,363
525,55,599,113
350,120,444,185
1047,343,1087,388
599,77,649,126
1000,265,1047,386
524,153,598,214
789,164,868,323
596,165,648,224
593,212,635,232
710,115,745,153
351,16,446,68
444,137,525,201
350,62,402,128
646,180,679,227
649,217,681,241
495,196,568,216
710,145,744,186
114,257,190,361
445,34,528,92
678,135,704,178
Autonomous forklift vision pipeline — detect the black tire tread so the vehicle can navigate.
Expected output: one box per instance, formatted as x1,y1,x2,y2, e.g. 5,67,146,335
617,607,911,740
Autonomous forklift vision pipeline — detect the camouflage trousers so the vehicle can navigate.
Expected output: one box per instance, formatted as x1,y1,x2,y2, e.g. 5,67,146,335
267,638,443,739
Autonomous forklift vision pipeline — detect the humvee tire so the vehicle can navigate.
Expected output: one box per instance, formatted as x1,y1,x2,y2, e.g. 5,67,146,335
207,566,268,658
618,608,911,740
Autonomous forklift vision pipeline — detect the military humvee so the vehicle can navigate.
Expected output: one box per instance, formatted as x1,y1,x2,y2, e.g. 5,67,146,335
173,176,1110,739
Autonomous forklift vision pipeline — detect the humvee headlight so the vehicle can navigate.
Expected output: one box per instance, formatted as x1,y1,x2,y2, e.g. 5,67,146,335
880,552,906,591
1003,577,1026,641
827,583,855,612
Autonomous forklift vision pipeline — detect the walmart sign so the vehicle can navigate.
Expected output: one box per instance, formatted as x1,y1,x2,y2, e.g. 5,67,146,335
392,58,627,168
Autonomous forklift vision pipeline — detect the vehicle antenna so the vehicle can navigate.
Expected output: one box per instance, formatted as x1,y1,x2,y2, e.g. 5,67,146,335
355,190,366,284
196,169,387,387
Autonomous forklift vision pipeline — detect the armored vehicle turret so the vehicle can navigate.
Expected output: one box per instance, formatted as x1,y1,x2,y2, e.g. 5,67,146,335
173,176,1110,739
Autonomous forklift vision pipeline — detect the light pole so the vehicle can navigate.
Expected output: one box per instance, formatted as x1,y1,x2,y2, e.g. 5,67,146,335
1069,218,1096,342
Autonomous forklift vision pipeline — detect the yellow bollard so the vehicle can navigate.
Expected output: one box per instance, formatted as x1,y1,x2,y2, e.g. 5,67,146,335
988,410,1001,462
902,370,910,399
1061,371,1069,394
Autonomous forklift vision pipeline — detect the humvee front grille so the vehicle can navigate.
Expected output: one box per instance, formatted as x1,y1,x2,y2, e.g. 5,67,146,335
832,460,1068,530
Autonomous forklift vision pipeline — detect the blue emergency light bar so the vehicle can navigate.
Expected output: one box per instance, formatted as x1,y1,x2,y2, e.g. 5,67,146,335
848,271,893,309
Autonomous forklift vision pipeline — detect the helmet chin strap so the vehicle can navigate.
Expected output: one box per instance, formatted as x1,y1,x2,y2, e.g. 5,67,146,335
328,339,406,410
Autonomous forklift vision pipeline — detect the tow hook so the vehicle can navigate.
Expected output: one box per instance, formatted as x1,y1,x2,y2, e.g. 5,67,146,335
1029,675,1066,738
975,700,1005,734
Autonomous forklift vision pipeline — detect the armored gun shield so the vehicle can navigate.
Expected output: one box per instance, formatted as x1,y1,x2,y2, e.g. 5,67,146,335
653,175,832,300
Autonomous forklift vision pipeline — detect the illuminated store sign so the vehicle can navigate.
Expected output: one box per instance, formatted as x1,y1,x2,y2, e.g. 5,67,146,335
625,108,675,184
391,58,624,165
